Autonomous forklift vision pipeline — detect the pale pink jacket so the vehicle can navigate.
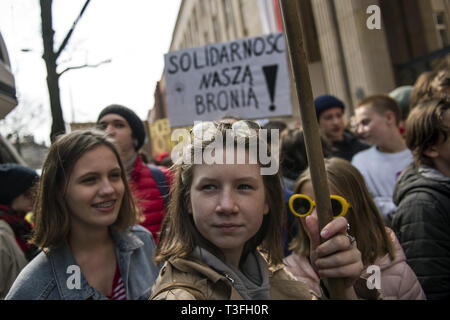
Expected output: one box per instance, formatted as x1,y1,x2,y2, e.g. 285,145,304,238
283,228,426,300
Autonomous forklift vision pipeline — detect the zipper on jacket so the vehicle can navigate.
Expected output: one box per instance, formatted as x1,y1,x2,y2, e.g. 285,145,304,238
224,273,235,284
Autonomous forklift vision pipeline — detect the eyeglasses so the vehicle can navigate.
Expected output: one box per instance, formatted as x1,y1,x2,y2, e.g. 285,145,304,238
190,120,261,142
289,194,351,219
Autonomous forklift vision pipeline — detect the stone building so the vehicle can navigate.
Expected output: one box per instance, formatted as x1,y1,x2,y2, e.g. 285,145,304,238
150,0,450,125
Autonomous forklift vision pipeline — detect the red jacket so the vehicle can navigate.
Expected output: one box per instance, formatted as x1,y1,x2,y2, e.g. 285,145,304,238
130,155,173,243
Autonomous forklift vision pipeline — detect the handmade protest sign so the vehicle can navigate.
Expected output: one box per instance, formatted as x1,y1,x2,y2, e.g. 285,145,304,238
164,33,292,127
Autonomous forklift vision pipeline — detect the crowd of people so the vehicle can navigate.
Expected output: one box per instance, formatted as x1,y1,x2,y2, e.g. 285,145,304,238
0,66,449,300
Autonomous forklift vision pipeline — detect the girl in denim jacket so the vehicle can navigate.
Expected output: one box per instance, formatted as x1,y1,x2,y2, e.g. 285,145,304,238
6,130,160,300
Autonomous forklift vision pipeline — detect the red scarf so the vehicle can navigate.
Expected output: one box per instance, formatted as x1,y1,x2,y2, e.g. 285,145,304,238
0,204,38,260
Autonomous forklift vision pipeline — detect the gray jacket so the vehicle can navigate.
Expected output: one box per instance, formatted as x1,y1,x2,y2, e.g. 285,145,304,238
5,225,160,300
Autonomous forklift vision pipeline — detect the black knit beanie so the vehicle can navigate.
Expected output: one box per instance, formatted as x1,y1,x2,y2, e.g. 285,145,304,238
97,104,146,151
0,163,39,205
314,95,345,119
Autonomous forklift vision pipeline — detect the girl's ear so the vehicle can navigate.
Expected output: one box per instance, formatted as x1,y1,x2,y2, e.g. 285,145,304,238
424,145,439,159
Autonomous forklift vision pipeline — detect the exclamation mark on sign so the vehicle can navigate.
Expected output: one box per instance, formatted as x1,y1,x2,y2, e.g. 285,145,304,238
262,65,278,112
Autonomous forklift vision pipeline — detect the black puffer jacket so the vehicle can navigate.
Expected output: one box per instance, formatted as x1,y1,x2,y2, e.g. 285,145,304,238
331,130,370,161
392,163,450,300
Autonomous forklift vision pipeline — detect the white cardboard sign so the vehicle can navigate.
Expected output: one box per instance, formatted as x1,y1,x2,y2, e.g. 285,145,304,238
164,32,292,127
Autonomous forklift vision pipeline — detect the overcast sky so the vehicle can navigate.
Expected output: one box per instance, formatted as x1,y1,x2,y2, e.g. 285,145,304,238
0,0,181,145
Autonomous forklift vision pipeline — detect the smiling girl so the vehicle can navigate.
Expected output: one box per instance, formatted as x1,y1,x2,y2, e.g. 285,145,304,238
6,130,160,300
151,121,365,300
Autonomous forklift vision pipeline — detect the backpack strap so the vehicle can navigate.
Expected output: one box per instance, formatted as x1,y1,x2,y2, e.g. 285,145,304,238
146,164,170,207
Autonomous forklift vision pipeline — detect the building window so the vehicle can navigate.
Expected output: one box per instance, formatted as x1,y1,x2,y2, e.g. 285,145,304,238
212,15,221,42
434,11,449,47
211,0,217,16
190,20,196,46
239,0,248,37
193,6,199,38
199,0,206,15
223,0,233,30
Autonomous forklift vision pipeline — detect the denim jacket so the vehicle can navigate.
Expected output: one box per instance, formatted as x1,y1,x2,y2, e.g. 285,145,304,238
5,225,160,300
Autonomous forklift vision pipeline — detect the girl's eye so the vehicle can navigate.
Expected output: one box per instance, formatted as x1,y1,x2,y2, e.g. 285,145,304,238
201,184,216,191
238,184,253,190
81,176,97,184
110,172,121,180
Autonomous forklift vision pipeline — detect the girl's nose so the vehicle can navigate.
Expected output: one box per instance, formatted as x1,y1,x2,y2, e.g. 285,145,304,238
99,179,115,196
216,189,238,214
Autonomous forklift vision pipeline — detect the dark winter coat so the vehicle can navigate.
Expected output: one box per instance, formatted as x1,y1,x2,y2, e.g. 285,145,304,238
392,163,450,300
331,129,370,161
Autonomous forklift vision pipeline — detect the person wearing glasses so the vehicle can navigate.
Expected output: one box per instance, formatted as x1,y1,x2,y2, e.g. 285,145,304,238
284,157,425,300
151,120,367,300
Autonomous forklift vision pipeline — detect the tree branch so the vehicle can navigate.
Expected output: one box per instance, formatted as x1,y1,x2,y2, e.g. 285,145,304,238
58,58,112,78
55,0,90,59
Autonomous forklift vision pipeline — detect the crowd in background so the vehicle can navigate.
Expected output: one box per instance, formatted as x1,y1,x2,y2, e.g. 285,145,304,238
1,66,449,300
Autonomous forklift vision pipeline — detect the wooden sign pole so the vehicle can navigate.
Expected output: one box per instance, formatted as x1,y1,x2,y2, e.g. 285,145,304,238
279,0,347,299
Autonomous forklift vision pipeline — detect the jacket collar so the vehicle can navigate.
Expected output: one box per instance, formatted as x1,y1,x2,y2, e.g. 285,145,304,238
48,227,144,300
111,226,144,252
48,242,100,300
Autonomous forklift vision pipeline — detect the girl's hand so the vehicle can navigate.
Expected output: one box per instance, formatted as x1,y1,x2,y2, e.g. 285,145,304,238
305,215,363,289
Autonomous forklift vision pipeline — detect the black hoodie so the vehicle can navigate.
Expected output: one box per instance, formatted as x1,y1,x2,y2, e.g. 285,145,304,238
392,163,450,300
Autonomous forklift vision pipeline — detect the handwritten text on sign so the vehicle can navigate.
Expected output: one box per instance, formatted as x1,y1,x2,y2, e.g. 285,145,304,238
164,33,292,127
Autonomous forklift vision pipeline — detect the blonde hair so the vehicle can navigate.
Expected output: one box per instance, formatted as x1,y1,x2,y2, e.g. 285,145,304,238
31,130,142,249
154,122,285,267
289,157,395,266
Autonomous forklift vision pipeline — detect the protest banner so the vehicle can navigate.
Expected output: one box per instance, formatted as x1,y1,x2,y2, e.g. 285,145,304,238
164,32,292,127
148,118,172,159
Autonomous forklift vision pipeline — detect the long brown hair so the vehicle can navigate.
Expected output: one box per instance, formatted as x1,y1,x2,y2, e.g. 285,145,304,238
154,122,285,267
31,130,142,249
289,157,395,266
405,99,449,168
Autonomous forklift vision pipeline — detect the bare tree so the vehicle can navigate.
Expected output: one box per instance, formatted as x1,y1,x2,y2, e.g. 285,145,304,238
40,0,109,142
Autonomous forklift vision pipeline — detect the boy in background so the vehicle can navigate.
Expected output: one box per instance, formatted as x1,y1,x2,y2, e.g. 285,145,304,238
352,95,413,226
